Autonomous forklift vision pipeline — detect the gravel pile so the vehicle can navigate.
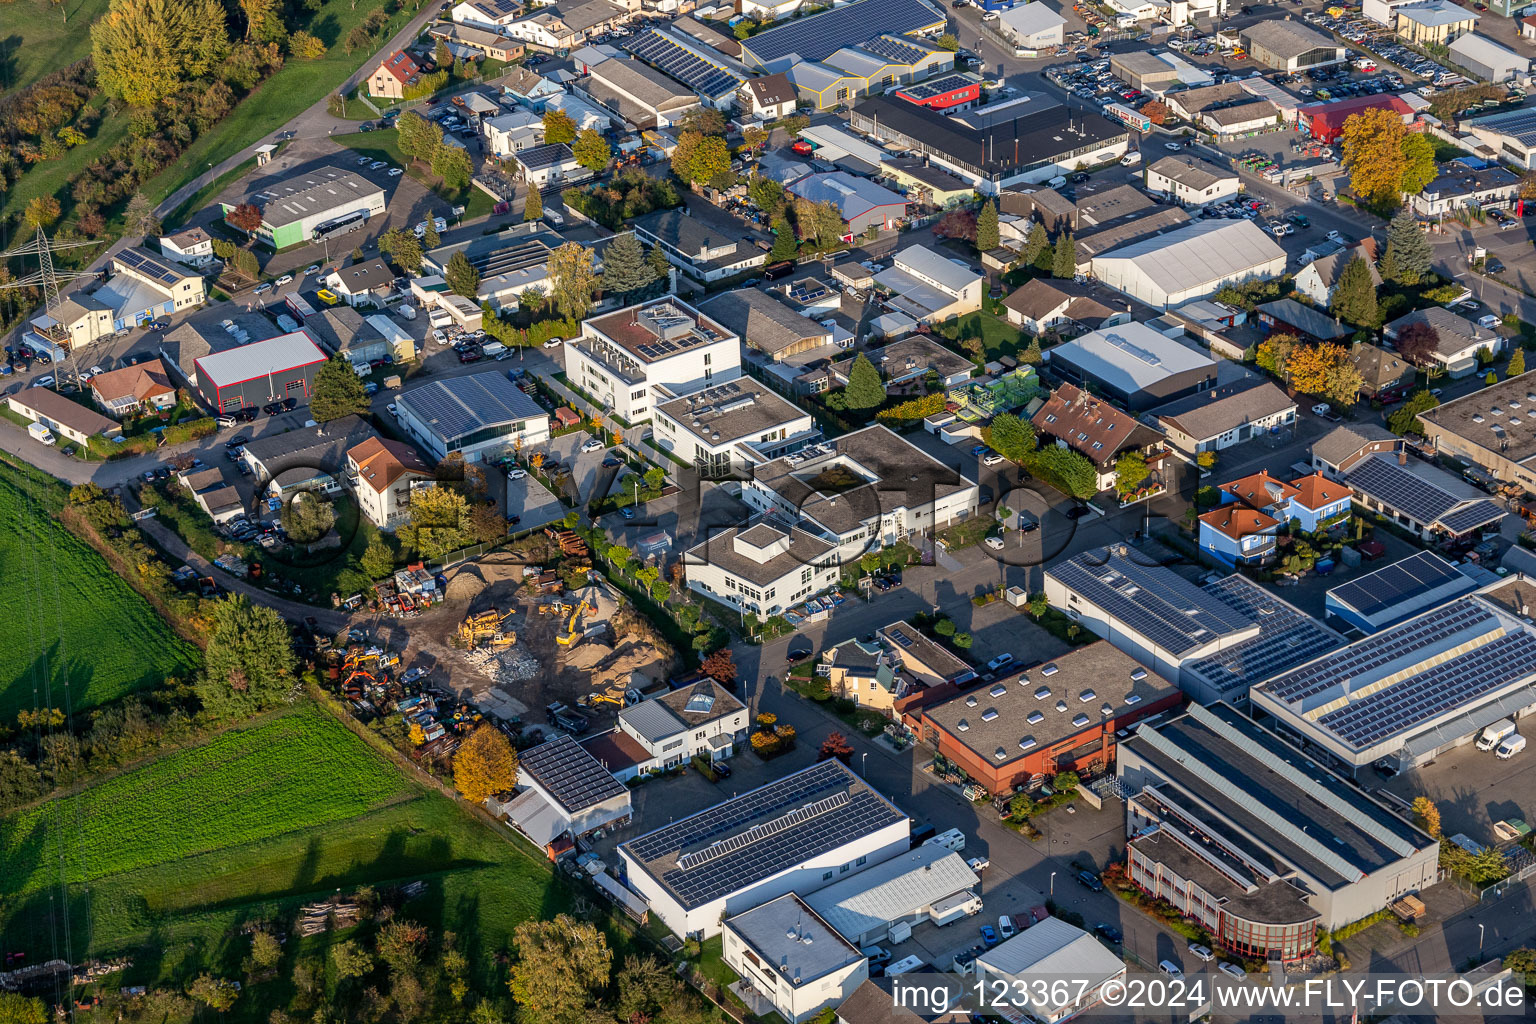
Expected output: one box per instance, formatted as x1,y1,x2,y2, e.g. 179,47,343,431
462,645,540,684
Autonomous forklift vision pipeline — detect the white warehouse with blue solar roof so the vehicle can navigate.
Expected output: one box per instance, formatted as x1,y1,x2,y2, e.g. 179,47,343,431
394,369,550,464
617,759,910,938
1249,575,1536,774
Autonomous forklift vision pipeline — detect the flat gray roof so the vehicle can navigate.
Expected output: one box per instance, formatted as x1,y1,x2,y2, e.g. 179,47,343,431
194,331,328,388
655,378,807,446
724,894,862,988
1050,322,1215,395
237,168,384,228
397,370,547,442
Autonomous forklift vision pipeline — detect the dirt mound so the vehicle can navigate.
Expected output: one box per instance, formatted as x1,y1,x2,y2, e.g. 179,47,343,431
443,566,487,604
564,641,614,671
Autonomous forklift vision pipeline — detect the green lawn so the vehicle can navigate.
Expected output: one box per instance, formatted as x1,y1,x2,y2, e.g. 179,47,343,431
142,0,420,207
0,457,199,720
0,93,131,227
0,702,574,1012
0,0,111,95
164,153,260,228
938,303,1027,363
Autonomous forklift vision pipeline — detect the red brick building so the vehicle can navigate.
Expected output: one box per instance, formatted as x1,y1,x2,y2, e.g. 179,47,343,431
914,642,1182,794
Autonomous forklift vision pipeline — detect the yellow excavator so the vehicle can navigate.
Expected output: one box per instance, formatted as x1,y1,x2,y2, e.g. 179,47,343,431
459,608,516,650
556,599,591,646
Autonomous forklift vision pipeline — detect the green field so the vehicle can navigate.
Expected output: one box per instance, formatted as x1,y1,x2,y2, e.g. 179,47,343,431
0,703,574,1011
0,458,198,720
0,0,111,95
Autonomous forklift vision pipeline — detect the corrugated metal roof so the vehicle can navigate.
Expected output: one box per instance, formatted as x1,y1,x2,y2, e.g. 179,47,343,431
806,845,978,939
1094,218,1285,296
619,700,683,744
195,331,328,388
976,917,1123,983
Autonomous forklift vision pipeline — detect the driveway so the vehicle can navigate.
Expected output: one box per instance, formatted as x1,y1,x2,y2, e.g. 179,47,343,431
506,470,566,532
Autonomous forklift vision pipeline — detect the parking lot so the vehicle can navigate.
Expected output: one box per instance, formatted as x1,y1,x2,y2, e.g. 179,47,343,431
1384,738,1536,847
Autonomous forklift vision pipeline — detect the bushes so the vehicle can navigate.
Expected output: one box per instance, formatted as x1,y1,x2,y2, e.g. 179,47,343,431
875,391,948,424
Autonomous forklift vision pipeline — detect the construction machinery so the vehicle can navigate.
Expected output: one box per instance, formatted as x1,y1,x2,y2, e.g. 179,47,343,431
557,599,591,645
459,608,516,650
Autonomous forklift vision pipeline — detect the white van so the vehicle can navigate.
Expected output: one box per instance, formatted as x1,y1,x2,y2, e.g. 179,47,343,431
1120,151,1142,167
1047,174,1068,189
481,341,507,357
923,827,966,852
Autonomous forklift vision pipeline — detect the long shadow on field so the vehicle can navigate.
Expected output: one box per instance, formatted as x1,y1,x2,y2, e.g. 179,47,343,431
291,835,323,896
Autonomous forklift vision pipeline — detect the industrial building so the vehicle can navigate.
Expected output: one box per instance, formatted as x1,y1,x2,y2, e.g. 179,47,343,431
722,895,868,1024
914,642,1183,795
737,0,946,66
1343,450,1506,540
622,29,747,110
7,388,121,445
806,845,979,946
996,2,1067,51
848,95,1130,195
1461,107,1536,169
1045,546,1343,704
581,57,700,129
974,919,1126,1022
240,415,379,496
1419,371,1536,494
1045,322,1216,411
616,759,911,938
699,288,833,364
223,168,386,249
873,244,983,323
192,331,329,414
565,299,742,423
650,378,818,477
1144,155,1240,208
1119,703,1439,958
394,370,551,464
1238,20,1348,70
1297,94,1414,143
1249,577,1536,772
1324,551,1483,634
787,173,909,237
508,733,634,847
1090,218,1288,310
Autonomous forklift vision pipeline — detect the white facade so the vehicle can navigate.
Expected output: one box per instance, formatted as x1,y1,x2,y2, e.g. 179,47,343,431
452,0,523,31
997,2,1067,49
974,919,1126,1024
685,522,842,617
616,689,750,769
650,378,817,476
159,230,215,267
565,299,742,423
723,896,868,1024
1145,161,1240,207
482,110,544,156
1090,220,1287,310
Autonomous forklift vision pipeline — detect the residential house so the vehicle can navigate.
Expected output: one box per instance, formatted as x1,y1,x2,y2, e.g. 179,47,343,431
685,520,842,617
615,680,750,776
1031,383,1167,493
1199,503,1282,567
158,228,215,268
512,142,583,189
482,109,545,156
873,245,983,324
88,360,178,418
369,51,422,100
1349,343,1413,401
347,437,435,530
1288,472,1353,531
1145,155,1240,208
1383,305,1502,378
1310,422,1403,478
325,259,397,307
1001,278,1123,335
740,72,798,119
1152,380,1297,454
451,0,523,32
1293,243,1383,307
177,467,245,524
820,637,897,712
632,207,768,284
722,895,868,1024
1409,159,1519,218
431,22,526,62
1256,298,1351,343
650,377,818,477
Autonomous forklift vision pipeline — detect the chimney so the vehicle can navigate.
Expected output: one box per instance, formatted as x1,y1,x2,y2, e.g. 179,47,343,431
1398,449,1407,466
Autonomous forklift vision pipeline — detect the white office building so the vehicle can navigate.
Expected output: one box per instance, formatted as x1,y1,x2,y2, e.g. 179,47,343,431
723,894,869,1024
651,377,818,477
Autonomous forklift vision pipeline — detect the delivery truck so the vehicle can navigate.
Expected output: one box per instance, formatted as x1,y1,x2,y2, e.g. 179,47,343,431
928,889,982,927
1478,719,1517,751
1497,734,1526,760
27,422,55,445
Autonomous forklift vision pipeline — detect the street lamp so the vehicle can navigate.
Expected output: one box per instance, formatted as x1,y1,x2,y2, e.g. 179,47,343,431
1479,923,1485,954
1050,871,1056,896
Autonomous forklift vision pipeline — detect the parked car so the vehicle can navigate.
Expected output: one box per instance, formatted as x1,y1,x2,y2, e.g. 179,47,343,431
1188,944,1214,962
508,468,528,479
619,507,635,520
1077,870,1104,892
580,438,604,453
274,274,293,286
1159,960,1183,978
997,915,1015,940
1093,923,1123,944
979,924,998,946
1218,962,1246,980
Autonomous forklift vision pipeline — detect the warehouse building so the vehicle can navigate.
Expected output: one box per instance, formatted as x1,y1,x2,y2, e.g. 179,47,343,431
395,369,551,464
1419,371,1536,494
650,378,818,477
974,919,1126,1022
1461,107,1536,170
1297,94,1414,143
617,759,911,938
1045,322,1216,411
1343,451,1506,541
806,845,979,946
511,733,634,846
699,288,832,363
1090,218,1287,310
241,415,379,496
914,642,1183,794
1046,546,1343,704
788,173,908,237
1120,702,1439,958
581,57,700,129
1249,577,1536,772
1393,0,1477,44
996,2,1067,51
722,895,868,1024
873,244,983,324
738,0,946,67
1324,550,1482,634
7,388,121,445
621,29,747,111
193,331,328,414
223,168,386,249
849,95,1129,195
1238,20,1348,71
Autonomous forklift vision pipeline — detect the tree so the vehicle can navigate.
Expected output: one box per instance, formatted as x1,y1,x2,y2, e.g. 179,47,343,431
1411,796,1442,838
197,596,295,717
1487,369,1499,386
508,916,612,1024
310,356,370,422
1395,320,1441,367
571,128,611,173
281,492,336,543
686,134,732,185
1115,450,1149,496
702,648,736,686
399,486,473,559
378,228,424,274
124,192,160,237
818,731,854,764
548,241,597,321
360,535,395,580
1034,444,1098,498
0,994,48,1024
1510,348,1526,378
226,201,264,237
434,35,451,68
433,144,473,190
1399,132,1437,195
523,180,543,222
542,108,577,145
377,920,429,977
454,724,518,803
22,196,60,231
1140,99,1170,125
1284,342,1341,395
600,232,658,300
1340,107,1408,204
331,940,374,981
92,0,230,106
844,353,886,410
934,208,977,244
1383,208,1431,285
936,32,959,50
397,111,444,162
291,29,326,57
976,200,999,252
987,412,1036,463
768,216,799,262
1022,222,1050,266
446,251,480,298
1387,389,1440,435
188,975,240,1012
423,218,441,249
1330,257,1379,327
1051,232,1079,279
251,930,283,970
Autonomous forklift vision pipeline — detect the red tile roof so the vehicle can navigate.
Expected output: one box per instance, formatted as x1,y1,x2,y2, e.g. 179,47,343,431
1200,505,1280,542
379,50,421,86
1289,472,1350,511
1220,469,1299,509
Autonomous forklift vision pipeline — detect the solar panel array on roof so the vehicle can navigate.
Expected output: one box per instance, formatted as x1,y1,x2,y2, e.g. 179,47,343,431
1344,455,1462,527
463,238,556,277
1438,500,1506,536
1329,551,1466,621
1475,109,1536,146
1046,550,1252,657
623,760,904,908
397,371,544,442
862,33,932,64
1185,576,1343,695
899,73,974,100
520,733,628,812
623,30,744,97
115,248,185,285
742,0,942,64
